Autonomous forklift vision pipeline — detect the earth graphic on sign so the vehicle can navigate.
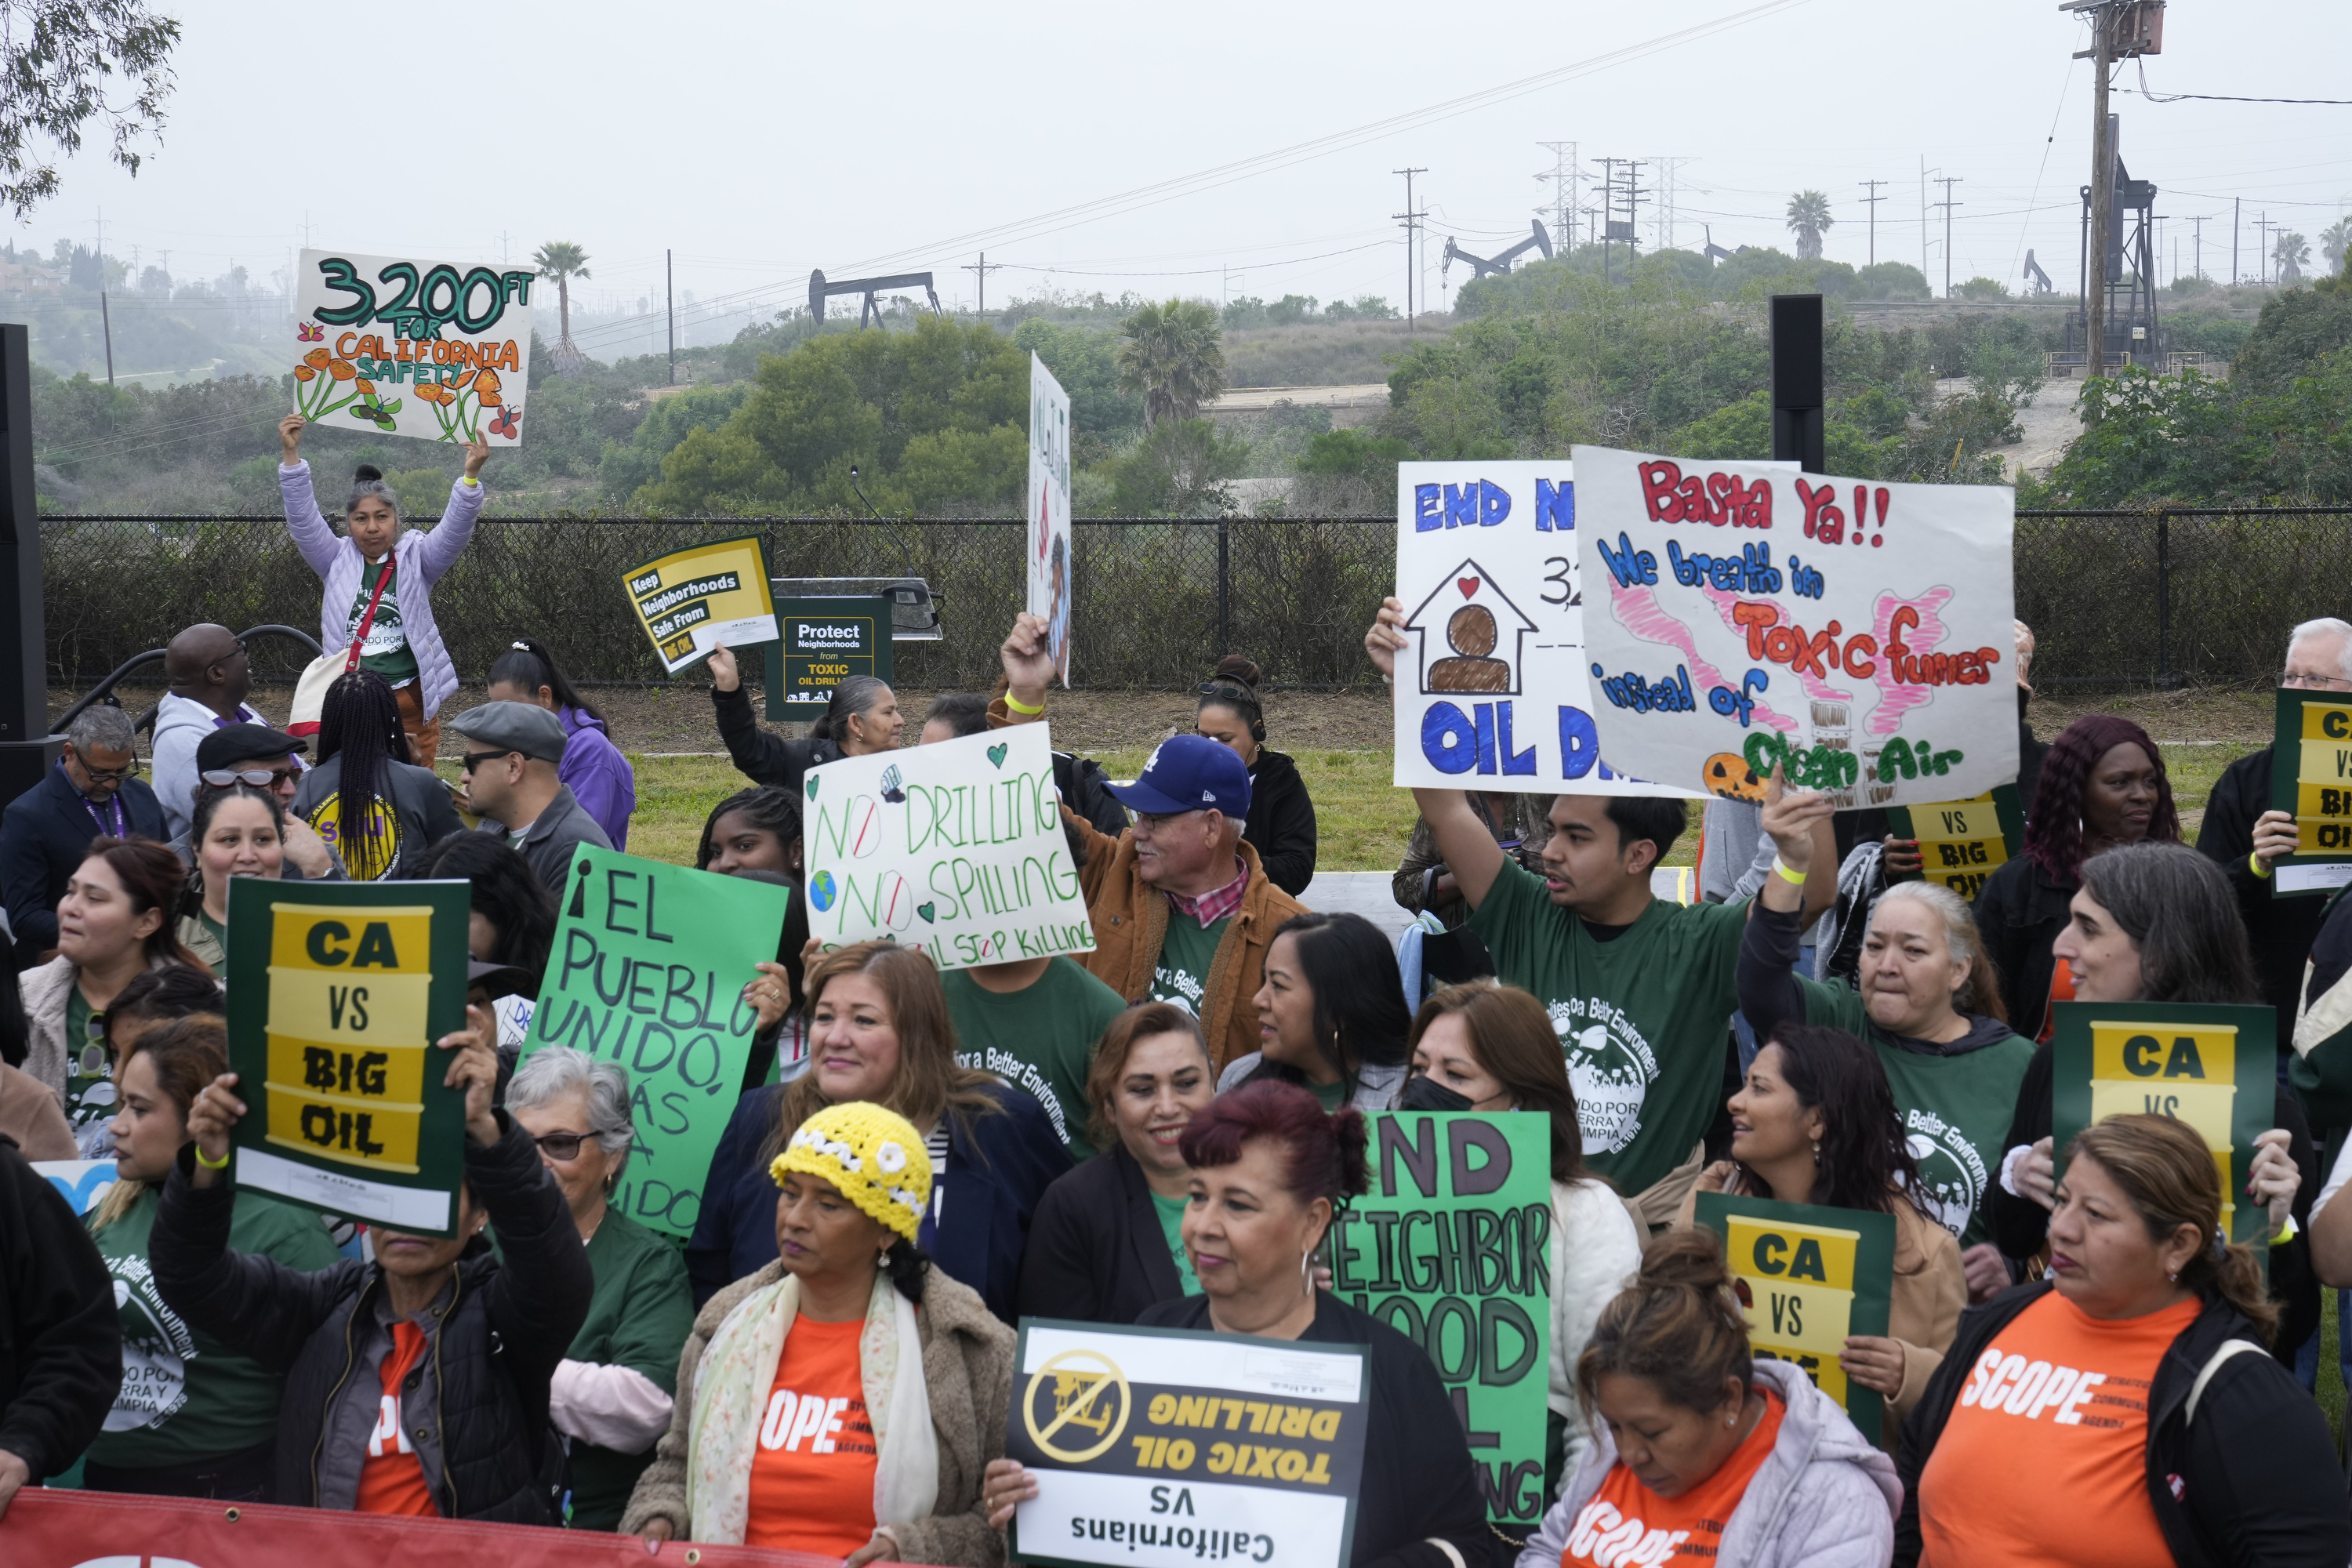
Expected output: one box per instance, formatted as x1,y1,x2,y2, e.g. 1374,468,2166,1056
809,869,837,913
1555,1010,1648,1154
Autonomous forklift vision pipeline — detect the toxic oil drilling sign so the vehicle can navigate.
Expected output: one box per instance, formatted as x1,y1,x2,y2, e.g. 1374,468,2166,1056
223,879,473,1236
1007,1320,1370,1568
1693,1193,1897,1445
292,248,534,446
1329,1111,1552,1529
622,535,782,675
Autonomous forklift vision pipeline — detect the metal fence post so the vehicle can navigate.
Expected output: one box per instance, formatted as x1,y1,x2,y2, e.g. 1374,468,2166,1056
1217,517,1231,656
2155,511,2171,687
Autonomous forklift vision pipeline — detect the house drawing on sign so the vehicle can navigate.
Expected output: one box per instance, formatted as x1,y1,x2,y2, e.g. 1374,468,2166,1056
1405,561,1538,695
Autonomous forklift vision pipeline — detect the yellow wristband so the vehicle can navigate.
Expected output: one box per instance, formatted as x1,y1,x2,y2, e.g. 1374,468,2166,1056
194,1144,231,1171
1772,858,1807,886
1004,691,1044,715
2274,1214,2299,1247
2251,850,2273,880
460,474,481,488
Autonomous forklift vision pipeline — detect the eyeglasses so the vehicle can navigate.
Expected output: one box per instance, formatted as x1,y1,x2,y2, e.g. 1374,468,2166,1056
532,1131,594,1161
75,757,141,784
1131,809,1205,833
2281,671,2352,691
201,767,299,788
460,749,519,775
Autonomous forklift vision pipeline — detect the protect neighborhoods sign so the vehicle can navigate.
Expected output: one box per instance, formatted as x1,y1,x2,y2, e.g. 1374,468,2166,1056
767,595,895,718
1330,1110,1551,1529
292,247,534,446
2051,1000,2276,1248
622,534,781,676
523,847,793,1239
1693,1192,1896,1445
1007,1319,1370,1568
1392,461,1694,797
2268,688,2352,895
1572,445,2019,809
224,878,473,1236
1886,785,2025,902
1030,352,1075,686
804,723,1095,968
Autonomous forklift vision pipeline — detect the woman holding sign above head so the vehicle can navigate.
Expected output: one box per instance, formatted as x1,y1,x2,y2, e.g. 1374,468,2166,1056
1746,774,2036,1301
277,414,491,767
1675,1022,1965,1443
1221,911,1413,1112
1971,714,2181,1043
147,1000,593,1522
621,1101,1014,1566
82,1015,340,1502
688,941,1069,1321
1195,655,1318,897
1898,1113,2348,1568
503,1047,691,1532
1983,844,2315,1330
1403,980,1645,1489
983,1078,1504,1568
1522,1228,1900,1568
1015,1002,1219,1323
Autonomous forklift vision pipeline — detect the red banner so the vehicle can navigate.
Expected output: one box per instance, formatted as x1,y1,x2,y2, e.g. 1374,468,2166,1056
2,1487,885,1568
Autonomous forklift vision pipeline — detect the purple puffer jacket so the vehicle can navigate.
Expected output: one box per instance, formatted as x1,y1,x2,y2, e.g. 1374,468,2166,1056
558,706,636,851
280,460,483,720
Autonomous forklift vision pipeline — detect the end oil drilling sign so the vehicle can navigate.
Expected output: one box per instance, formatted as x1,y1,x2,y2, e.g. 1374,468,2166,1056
1330,1111,1552,1529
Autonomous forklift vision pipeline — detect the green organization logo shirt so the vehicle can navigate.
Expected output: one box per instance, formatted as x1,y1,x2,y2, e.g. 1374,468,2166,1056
1149,911,1229,1015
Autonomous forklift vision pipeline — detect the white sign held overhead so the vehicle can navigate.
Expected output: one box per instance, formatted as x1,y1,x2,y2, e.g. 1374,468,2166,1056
1029,354,1075,686
1389,461,1698,797
1570,445,2018,809
291,248,535,446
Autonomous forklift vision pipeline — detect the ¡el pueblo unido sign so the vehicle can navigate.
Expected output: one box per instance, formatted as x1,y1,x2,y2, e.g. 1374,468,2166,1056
292,247,535,447
804,723,1096,969
1391,461,1698,797
1571,445,2018,809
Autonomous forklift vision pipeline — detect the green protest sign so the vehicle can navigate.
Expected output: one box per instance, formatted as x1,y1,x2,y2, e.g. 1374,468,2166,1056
2267,688,2352,898
1885,784,2024,903
765,596,895,720
1692,1192,1896,1445
520,845,793,1239
2049,1000,2276,1251
1327,1110,1550,1530
225,877,474,1236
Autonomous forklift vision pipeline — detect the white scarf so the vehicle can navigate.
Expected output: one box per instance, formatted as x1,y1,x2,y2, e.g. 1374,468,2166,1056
685,1271,939,1545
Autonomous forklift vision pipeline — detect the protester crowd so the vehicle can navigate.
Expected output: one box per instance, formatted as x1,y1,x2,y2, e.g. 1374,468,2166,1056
2,438,2351,1566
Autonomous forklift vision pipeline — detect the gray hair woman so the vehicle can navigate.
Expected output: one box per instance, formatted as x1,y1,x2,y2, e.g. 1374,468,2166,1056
506,1047,695,1532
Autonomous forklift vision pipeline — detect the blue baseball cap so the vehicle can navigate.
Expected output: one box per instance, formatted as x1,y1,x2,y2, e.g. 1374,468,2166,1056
1108,734,1253,819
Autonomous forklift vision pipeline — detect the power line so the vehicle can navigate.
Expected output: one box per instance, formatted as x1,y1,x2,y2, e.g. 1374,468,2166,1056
1857,179,1886,267
1392,169,1428,327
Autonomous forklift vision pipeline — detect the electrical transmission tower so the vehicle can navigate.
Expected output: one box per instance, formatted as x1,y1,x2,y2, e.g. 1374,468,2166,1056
1650,158,1693,252
1535,141,1578,255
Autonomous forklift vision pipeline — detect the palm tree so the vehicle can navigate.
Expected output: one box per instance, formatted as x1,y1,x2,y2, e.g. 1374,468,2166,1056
2316,216,2350,274
532,241,591,368
1116,299,1227,429
1785,191,1835,260
2274,230,2310,285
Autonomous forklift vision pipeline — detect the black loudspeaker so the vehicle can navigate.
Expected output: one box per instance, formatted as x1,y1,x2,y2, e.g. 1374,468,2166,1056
0,324,59,808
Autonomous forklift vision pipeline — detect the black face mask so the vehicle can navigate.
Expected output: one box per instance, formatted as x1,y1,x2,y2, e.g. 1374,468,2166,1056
1399,1073,1473,1112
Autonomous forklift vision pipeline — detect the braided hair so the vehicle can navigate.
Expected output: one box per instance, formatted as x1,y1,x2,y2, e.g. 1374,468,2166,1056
318,669,412,880
488,637,603,724
2023,714,2180,884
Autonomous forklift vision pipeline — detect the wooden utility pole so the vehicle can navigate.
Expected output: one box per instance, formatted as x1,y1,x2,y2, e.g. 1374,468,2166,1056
2083,1,2114,377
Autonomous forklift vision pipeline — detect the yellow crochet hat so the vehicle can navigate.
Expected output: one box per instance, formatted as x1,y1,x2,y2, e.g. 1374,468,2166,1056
768,1101,933,1246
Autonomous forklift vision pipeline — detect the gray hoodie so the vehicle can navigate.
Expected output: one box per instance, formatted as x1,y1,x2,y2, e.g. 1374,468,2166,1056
1519,1359,1900,1568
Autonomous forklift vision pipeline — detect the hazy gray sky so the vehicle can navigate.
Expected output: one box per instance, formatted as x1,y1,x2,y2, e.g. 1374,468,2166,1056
25,0,2352,348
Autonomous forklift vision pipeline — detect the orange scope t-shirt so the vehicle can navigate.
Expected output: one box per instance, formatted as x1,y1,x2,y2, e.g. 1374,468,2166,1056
746,1316,880,1556
1559,1387,1785,1566
354,1319,440,1517
1918,1290,2198,1566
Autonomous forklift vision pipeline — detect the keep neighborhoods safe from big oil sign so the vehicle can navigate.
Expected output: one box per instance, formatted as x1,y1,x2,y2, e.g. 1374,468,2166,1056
1328,1111,1552,1529
224,878,473,1236
1007,1319,1369,1568
621,534,781,676
1693,1192,1897,1445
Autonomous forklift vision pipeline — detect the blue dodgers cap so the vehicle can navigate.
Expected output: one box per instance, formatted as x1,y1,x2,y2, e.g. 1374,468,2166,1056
1107,734,1253,819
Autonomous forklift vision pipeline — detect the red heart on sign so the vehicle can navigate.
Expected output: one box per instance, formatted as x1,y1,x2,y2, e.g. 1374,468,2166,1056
1457,576,1480,597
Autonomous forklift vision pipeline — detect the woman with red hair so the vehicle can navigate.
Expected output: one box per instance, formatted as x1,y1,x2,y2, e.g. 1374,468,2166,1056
1972,714,2180,1041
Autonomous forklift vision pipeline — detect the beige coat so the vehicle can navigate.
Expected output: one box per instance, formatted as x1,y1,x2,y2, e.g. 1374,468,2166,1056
619,1260,1014,1566
0,1061,75,1159
1673,1181,1964,1444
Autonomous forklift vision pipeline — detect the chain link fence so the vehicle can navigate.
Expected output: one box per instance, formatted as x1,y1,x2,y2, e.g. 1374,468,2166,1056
38,508,2352,696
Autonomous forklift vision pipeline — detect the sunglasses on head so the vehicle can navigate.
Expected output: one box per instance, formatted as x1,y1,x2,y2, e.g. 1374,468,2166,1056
201,766,299,788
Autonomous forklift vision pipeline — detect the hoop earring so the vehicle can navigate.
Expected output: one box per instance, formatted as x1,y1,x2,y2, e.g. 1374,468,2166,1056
1300,1248,1314,1296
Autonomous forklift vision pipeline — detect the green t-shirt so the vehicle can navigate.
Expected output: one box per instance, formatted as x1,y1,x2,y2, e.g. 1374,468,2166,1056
346,558,419,686
63,985,114,1149
198,910,229,953
1151,1190,1202,1296
944,958,1127,1158
1797,978,2037,1248
564,1210,695,1531
1468,860,1746,1197
85,1185,341,1467
1149,912,1230,1022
